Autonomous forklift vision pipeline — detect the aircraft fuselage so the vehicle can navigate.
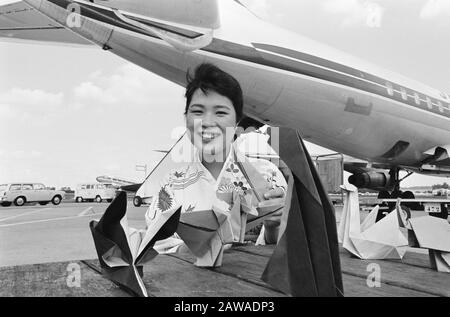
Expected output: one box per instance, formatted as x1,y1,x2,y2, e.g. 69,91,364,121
23,0,450,172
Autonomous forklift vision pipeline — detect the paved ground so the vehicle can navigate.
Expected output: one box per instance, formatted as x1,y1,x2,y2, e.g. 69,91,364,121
0,201,148,267
0,199,438,267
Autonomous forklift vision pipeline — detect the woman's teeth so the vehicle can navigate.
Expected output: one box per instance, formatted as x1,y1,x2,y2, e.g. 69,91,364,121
202,132,218,141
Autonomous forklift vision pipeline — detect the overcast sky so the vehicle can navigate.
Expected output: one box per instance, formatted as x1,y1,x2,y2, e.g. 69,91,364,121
1,0,450,189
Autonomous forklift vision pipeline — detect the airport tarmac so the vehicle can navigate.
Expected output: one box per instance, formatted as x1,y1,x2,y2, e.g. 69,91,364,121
0,199,435,268
0,201,148,267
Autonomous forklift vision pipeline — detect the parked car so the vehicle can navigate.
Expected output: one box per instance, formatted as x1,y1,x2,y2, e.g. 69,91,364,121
0,183,65,207
74,183,116,203
60,186,74,193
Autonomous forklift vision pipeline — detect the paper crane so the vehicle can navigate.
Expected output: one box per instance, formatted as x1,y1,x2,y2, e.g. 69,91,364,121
409,216,450,273
338,184,408,259
175,200,234,267
90,127,343,297
89,191,181,297
261,127,343,296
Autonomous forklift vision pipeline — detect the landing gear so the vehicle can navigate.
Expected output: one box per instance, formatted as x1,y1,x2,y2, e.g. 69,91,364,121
376,191,391,222
430,203,449,219
376,190,413,222
376,167,448,221
375,167,414,221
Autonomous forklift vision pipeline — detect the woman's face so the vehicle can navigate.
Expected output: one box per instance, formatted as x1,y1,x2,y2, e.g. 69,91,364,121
186,89,237,162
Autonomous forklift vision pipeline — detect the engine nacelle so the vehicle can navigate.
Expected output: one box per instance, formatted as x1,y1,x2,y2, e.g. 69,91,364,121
348,172,392,191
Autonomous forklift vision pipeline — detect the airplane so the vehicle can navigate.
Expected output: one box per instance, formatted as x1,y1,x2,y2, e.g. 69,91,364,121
1,0,450,203
95,175,141,192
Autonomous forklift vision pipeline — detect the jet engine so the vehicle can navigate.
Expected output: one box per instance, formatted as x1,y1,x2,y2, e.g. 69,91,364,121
348,171,392,191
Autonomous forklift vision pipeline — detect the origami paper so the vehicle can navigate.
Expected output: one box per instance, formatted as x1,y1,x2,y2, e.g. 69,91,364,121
91,127,343,297
262,127,343,297
338,184,408,260
175,200,234,267
409,216,450,273
232,158,285,242
235,128,279,159
236,159,272,202
89,191,181,297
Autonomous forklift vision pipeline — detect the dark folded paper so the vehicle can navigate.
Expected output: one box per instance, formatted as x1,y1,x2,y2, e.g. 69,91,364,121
262,127,344,297
89,128,343,297
90,191,181,297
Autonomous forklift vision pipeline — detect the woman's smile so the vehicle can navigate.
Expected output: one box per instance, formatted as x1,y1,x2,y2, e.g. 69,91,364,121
201,130,221,142
186,89,237,162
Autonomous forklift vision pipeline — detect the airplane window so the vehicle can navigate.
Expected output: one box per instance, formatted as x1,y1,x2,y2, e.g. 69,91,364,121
386,82,394,96
426,97,433,109
414,92,421,105
400,87,407,100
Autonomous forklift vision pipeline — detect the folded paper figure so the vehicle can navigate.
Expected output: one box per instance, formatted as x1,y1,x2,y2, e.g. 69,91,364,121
235,128,279,159
176,199,234,267
409,216,450,273
175,186,284,266
90,128,343,297
338,184,408,259
89,191,181,297
262,127,343,296
228,159,286,243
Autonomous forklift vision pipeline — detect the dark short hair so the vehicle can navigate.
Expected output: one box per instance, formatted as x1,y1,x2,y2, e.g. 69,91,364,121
184,63,243,123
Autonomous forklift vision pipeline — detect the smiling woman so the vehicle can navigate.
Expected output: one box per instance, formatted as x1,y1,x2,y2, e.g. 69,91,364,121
184,63,243,178
144,63,288,256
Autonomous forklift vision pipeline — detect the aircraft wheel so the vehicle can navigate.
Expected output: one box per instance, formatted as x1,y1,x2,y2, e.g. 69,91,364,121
400,191,420,210
377,190,390,199
376,191,391,222
386,190,402,211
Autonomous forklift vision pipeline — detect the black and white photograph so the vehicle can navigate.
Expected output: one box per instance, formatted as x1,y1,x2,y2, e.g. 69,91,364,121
0,0,449,301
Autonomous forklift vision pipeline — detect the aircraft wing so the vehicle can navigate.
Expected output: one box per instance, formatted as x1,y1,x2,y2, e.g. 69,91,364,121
120,183,142,192
410,145,450,175
0,0,91,45
343,149,450,177
343,161,392,174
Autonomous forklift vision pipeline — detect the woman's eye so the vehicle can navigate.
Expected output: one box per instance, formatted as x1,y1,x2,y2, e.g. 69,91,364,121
190,110,203,115
216,111,228,116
